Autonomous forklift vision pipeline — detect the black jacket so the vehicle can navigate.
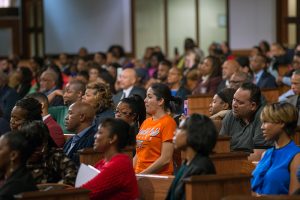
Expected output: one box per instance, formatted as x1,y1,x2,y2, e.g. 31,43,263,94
165,153,216,200
0,166,37,200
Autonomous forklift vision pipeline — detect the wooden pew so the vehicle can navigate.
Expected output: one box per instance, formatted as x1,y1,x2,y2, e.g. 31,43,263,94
184,174,252,200
14,188,90,200
79,146,134,166
223,195,300,200
187,94,213,116
210,152,255,174
137,174,174,200
213,136,231,153
261,88,280,103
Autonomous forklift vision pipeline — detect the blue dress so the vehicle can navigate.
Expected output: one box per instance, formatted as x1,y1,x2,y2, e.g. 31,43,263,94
251,140,300,194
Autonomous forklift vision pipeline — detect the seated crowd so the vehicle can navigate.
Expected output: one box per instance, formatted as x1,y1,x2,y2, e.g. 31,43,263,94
1,39,300,199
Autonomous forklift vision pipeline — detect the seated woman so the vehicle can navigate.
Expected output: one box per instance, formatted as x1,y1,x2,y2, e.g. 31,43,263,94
133,83,181,175
209,88,236,131
0,131,38,199
82,82,115,129
21,121,78,186
166,114,217,200
192,55,222,95
81,118,138,200
251,102,300,195
114,94,146,135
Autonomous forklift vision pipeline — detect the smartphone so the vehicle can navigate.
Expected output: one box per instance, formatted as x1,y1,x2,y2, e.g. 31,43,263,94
183,100,188,116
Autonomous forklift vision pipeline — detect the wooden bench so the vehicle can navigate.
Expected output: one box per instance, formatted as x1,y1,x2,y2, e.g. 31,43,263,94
184,174,252,200
79,147,134,166
137,174,174,200
210,152,255,174
223,195,300,200
213,136,231,153
187,94,213,116
261,88,280,103
14,188,90,200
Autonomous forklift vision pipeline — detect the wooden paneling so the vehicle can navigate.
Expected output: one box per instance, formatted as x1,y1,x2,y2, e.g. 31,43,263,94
184,174,252,200
187,94,213,116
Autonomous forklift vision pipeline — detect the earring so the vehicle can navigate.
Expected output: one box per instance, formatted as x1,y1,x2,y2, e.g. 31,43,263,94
9,159,14,174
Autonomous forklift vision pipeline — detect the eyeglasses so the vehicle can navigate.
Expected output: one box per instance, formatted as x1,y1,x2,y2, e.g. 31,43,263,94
114,109,132,116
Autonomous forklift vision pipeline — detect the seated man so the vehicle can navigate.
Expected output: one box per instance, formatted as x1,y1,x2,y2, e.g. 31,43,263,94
27,92,65,148
220,82,273,161
113,68,146,105
48,79,85,133
250,54,277,89
63,101,96,165
286,69,300,126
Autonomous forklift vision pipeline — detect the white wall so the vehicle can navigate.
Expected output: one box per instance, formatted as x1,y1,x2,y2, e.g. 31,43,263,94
0,29,12,56
229,0,276,49
43,0,131,54
199,0,227,55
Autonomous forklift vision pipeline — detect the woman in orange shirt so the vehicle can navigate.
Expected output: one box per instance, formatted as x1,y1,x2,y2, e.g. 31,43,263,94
133,83,181,175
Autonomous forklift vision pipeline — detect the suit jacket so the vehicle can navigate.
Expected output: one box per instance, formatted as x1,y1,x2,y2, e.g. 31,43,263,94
166,153,216,200
0,85,20,121
113,86,146,105
192,76,222,95
63,126,96,165
0,117,10,136
217,79,226,93
256,71,277,89
0,166,37,200
44,115,65,148
286,95,300,126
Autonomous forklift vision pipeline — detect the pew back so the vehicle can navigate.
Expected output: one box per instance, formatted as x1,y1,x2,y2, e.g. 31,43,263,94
79,147,134,166
213,136,231,153
187,94,213,116
223,195,300,200
136,174,174,200
184,174,252,200
211,152,255,174
14,188,90,200
261,88,280,103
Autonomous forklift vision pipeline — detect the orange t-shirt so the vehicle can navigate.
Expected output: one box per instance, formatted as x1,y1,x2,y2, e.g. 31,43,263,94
135,114,176,175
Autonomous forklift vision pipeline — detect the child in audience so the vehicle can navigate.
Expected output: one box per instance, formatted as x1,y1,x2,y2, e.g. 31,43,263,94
252,102,300,194
0,131,38,199
133,83,181,175
81,118,138,200
166,114,217,200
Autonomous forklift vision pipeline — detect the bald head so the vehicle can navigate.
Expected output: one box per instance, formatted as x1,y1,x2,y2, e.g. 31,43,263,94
222,60,240,80
65,101,95,132
119,68,137,89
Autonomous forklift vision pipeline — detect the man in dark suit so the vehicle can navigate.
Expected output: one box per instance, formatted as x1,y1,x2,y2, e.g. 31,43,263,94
217,60,240,92
250,54,277,89
113,68,146,105
63,101,96,165
27,92,65,148
286,69,300,126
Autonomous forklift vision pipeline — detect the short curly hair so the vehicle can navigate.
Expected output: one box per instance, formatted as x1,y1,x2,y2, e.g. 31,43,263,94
86,81,114,110
180,114,217,156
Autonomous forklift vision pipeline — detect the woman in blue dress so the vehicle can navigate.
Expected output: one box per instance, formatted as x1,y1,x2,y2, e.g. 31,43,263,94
251,102,300,195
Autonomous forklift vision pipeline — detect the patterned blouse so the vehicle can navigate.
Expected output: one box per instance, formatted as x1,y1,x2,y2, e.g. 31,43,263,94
27,147,78,186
